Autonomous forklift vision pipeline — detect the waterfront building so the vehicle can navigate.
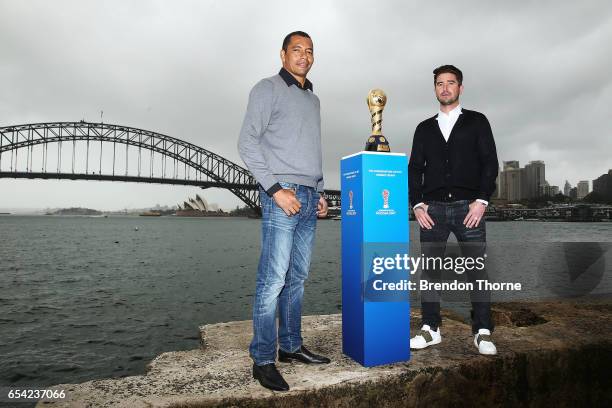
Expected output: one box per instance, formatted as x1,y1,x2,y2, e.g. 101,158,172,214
577,181,589,200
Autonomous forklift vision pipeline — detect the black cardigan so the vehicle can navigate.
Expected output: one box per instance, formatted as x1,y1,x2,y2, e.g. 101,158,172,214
408,109,499,208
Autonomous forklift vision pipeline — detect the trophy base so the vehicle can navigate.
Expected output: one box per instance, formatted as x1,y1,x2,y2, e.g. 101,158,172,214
365,135,390,152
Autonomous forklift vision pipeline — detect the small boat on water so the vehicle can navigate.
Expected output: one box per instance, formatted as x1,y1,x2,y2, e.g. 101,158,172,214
139,211,162,217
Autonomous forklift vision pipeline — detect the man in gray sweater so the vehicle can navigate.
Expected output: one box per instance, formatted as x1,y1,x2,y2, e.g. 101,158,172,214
238,31,330,392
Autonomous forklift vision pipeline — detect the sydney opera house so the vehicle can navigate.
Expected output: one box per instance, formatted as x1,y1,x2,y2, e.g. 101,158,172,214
175,194,226,217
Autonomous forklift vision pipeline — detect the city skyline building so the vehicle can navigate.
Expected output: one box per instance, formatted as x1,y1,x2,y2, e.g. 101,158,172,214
495,159,603,202
570,187,578,200
593,169,612,201
524,160,546,200
577,180,590,200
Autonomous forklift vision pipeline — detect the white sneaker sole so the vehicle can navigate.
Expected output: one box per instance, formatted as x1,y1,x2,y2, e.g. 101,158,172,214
410,336,441,350
474,338,497,355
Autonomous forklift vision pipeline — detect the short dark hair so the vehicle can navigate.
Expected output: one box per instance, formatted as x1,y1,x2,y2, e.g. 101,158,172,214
433,65,463,85
282,31,311,51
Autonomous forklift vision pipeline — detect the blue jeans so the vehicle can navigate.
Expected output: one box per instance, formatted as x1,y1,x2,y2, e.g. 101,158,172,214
249,182,319,366
419,200,493,334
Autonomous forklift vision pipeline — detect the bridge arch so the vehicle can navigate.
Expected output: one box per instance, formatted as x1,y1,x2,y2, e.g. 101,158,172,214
0,121,261,211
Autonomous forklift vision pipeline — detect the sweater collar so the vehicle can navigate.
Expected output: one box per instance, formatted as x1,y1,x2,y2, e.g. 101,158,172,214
279,68,313,91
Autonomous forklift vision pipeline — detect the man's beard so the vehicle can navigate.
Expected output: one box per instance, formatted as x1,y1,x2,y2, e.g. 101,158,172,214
437,94,459,106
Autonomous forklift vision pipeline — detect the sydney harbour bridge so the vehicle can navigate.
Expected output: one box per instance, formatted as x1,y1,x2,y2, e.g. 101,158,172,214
0,121,341,214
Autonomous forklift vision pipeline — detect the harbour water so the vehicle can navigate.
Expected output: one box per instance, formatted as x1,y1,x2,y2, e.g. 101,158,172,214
0,215,610,387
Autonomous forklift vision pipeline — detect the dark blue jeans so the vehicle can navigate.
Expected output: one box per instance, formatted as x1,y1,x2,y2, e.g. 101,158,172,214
249,182,319,366
419,200,493,334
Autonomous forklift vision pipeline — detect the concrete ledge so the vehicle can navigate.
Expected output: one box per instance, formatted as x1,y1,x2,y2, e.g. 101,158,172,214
38,298,612,407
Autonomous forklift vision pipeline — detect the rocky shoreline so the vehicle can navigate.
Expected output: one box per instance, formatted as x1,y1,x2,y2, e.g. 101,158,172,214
37,297,611,407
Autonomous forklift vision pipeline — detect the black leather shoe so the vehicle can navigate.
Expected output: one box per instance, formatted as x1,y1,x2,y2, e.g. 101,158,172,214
278,345,331,364
252,363,289,391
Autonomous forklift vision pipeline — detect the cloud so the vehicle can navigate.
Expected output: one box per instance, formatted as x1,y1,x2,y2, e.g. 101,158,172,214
0,0,610,210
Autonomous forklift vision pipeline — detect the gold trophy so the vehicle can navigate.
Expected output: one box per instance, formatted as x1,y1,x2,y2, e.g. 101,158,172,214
364,89,390,152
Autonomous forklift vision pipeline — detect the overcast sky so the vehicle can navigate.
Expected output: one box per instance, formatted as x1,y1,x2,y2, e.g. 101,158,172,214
1,0,611,211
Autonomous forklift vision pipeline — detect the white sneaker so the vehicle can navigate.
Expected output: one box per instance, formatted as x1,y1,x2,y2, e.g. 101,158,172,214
410,325,441,349
474,328,497,355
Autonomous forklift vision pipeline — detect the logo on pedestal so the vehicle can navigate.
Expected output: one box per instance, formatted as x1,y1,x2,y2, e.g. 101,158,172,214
346,190,357,216
376,188,396,215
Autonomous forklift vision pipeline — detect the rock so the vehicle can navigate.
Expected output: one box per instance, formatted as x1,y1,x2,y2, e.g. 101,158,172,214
37,297,612,407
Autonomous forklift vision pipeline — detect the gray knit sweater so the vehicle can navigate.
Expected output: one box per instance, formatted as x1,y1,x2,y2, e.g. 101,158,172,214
237,72,323,193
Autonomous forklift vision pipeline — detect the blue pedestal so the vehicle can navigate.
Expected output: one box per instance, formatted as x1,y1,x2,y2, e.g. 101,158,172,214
341,151,411,367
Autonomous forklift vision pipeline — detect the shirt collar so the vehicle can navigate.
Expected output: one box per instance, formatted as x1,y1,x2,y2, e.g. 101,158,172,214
279,68,313,91
436,104,462,120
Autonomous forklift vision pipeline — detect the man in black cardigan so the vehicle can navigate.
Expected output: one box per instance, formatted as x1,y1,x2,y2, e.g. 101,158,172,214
408,65,499,355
